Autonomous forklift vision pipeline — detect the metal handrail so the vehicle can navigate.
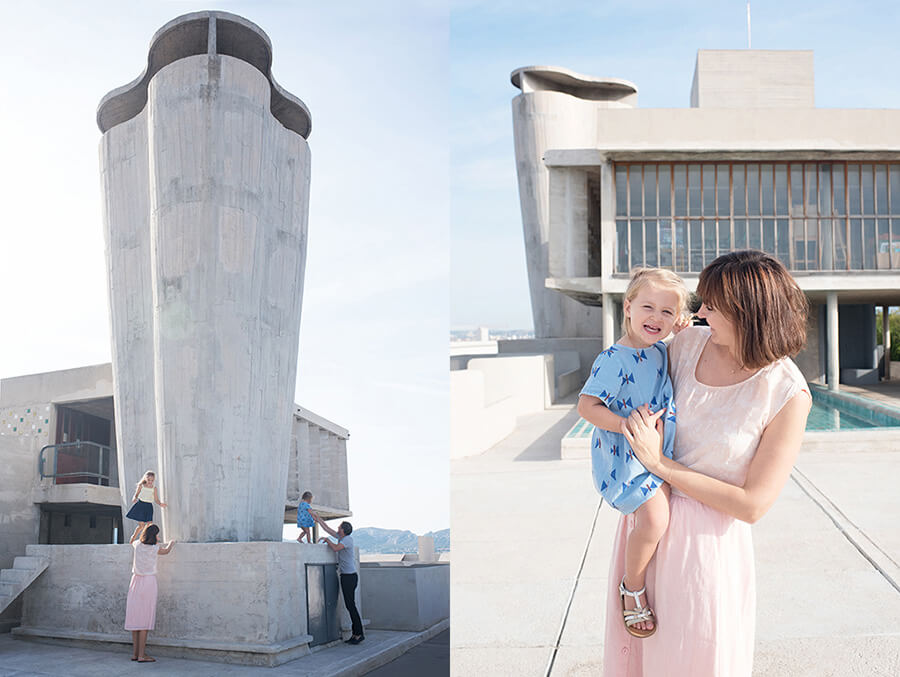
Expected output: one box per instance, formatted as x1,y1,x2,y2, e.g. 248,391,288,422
38,440,112,485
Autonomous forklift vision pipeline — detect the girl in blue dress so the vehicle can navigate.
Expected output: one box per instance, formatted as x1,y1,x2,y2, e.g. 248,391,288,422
126,471,167,541
577,268,690,638
296,490,316,543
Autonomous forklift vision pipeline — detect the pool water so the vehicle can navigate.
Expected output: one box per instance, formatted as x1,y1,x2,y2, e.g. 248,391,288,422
566,386,900,437
806,386,900,431
805,400,878,430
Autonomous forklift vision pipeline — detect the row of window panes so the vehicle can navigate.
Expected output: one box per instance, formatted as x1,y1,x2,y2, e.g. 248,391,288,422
616,218,900,273
613,162,900,272
615,163,900,219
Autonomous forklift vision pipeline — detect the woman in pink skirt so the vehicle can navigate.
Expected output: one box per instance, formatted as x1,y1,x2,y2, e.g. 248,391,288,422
605,251,811,677
125,523,175,662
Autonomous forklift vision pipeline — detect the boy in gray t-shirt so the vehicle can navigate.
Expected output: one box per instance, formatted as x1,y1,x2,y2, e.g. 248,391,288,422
315,517,363,644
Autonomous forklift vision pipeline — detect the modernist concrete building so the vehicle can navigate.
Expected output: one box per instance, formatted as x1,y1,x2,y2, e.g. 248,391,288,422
0,12,362,664
98,11,312,543
511,50,900,388
0,363,350,634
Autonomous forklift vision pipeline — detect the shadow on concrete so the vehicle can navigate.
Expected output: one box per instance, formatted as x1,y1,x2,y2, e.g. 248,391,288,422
514,406,581,462
364,629,449,676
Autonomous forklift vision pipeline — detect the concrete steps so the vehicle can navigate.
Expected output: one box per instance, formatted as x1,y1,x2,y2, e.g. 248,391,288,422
0,556,48,614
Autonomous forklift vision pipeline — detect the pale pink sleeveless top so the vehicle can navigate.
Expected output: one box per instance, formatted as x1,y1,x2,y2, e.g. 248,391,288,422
132,542,160,575
668,326,808,497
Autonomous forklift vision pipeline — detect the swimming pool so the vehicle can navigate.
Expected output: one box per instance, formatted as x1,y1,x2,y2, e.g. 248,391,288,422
564,385,900,443
806,385,900,431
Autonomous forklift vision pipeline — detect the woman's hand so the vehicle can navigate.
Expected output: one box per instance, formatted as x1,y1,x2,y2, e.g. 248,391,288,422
621,405,666,476
673,314,693,334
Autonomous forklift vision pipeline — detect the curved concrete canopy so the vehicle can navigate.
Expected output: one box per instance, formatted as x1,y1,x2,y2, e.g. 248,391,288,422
97,11,311,138
511,65,637,102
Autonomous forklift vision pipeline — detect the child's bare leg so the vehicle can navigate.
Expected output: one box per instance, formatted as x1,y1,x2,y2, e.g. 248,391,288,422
623,485,670,630
303,527,311,542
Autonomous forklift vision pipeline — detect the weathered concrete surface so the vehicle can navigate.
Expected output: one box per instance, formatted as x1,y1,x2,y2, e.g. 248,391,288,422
0,622,448,676
450,402,900,676
13,542,363,666
100,14,311,542
0,365,114,631
360,563,449,632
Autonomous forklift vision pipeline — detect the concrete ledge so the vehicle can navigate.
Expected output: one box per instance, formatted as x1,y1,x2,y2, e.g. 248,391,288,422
12,627,314,666
360,563,449,632
15,542,360,667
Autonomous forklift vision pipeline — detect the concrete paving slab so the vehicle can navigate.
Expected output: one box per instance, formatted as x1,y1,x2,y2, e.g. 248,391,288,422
451,580,571,648
0,624,446,677
364,629,448,677
451,647,552,677
795,450,900,566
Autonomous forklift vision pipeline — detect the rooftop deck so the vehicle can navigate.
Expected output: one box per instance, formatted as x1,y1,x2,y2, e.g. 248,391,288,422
451,393,900,676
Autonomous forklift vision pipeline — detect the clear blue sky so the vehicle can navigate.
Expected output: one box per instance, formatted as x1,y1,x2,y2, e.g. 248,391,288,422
450,0,900,330
0,1,448,535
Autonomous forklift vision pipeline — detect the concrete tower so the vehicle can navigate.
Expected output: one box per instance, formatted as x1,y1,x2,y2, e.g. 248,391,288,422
511,66,637,339
98,12,312,542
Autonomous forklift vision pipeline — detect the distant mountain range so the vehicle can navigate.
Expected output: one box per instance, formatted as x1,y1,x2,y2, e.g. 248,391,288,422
352,527,450,554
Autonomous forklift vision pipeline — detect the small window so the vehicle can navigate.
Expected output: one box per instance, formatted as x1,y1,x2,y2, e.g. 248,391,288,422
64,514,71,527
90,515,97,529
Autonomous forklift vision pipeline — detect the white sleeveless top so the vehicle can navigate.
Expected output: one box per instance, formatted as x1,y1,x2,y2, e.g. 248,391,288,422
668,326,809,496
138,486,155,502
132,541,160,575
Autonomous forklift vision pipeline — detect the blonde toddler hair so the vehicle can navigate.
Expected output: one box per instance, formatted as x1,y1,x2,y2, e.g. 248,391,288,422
621,267,691,338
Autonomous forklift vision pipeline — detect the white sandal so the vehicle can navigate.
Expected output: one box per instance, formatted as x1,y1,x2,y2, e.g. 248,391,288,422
619,578,657,638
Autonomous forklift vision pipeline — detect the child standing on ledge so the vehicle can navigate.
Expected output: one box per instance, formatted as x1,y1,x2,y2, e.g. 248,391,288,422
577,267,690,638
296,490,316,543
126,471,167,542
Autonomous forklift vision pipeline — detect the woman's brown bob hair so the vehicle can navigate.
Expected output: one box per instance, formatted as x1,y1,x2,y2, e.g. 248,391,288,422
696,250,808,369
140,524,160,546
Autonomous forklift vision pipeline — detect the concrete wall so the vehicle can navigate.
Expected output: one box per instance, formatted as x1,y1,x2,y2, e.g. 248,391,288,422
450,369,518,460
837,304,878,369
100,52,310,543
691,50,815,109
511,89,607,339
360,563,449,631
16,542,357,665
498,337,603,385
286,410,350,517
0,365,114,630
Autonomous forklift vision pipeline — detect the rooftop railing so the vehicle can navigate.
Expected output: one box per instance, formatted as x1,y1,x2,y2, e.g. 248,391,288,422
38,440,113,486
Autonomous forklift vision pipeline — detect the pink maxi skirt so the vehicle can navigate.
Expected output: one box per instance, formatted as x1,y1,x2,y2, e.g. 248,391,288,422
124,574,158,631
603,494,755,677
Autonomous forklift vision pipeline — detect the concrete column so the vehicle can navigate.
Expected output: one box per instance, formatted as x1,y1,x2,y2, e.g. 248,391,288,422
884,305,892,381
99,14,312,542
826,292,839,391
602,293,616,349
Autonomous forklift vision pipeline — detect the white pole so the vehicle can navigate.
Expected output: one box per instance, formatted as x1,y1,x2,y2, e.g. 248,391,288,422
747,2,752,49
827,292,839,391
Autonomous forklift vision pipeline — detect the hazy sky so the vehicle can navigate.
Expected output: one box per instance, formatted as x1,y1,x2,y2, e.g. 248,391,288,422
450,0,900,330
0,1,448,535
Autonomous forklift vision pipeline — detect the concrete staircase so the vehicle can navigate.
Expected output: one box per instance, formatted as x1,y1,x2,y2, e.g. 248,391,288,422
0,556,49,615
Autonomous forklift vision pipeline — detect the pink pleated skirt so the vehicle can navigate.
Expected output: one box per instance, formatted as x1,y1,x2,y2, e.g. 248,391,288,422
124,574,158,631
603,493,756,677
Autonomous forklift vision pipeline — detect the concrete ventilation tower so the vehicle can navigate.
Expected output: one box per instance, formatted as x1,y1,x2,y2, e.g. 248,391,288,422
98,11,311,542
511,66,637,340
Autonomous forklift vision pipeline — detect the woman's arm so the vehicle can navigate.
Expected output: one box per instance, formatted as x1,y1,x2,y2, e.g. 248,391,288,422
158,541,175,555
577,395,625,433
624,393,810,524
153,486,167,508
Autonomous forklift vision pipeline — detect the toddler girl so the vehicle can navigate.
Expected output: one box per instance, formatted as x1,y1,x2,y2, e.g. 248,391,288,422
296,491,316,543
577,267,689,638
